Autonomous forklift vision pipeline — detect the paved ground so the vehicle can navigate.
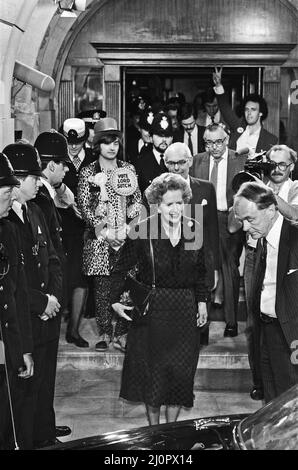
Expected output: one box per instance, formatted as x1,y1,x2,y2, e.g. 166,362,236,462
55,318,262,443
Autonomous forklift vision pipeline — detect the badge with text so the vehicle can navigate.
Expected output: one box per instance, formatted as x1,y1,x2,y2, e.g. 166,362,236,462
110,167,138,196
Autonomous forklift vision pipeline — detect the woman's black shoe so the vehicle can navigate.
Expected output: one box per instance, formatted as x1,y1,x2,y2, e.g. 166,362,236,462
65,332,89,348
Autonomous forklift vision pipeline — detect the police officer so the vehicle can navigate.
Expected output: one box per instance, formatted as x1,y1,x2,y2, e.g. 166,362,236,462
126,107,154,167
135,112,172,194
34,130,73,438
3,142,63,449
0,152,33,449
77,109,107,148
59,118,95,347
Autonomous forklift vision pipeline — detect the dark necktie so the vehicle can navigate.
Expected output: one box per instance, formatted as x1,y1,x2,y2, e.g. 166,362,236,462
253,238,268,312
210,157,223,191
188,133,194,155
159,153,167,173
21,204,29,226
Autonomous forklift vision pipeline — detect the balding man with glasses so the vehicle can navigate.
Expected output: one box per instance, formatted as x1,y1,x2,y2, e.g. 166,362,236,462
190,123,247,337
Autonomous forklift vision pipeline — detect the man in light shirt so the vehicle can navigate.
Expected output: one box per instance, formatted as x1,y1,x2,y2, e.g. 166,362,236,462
191,123,247,337
213,67,277,157
229,144,298,401
233,182,298,403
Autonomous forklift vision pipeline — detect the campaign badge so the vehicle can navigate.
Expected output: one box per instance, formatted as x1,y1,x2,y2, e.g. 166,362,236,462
110,167,138,196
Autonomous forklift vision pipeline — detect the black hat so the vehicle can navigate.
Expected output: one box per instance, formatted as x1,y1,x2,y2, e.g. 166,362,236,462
61,118,89,144
139,108,155,132
76,109,107,130
151,113,173,137
0,152,20,187
34,130,71,164
2,142,42,177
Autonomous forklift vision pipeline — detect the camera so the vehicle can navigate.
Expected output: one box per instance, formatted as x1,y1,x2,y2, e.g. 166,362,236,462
232,151,277,192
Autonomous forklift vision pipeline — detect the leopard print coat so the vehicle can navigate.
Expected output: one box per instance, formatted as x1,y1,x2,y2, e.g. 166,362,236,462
78,159,142,276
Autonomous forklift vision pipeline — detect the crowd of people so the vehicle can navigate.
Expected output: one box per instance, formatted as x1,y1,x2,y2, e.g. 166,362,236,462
1,66,298,449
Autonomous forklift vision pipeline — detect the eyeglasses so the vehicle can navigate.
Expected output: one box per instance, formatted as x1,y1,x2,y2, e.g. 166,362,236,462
269,161,292,171
204,138,226,148
166,160,188,167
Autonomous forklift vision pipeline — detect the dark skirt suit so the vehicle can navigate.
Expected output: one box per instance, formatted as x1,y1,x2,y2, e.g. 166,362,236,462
111,215,210,408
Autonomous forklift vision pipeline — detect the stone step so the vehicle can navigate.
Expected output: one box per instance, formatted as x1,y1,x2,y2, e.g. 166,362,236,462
58,319,250,374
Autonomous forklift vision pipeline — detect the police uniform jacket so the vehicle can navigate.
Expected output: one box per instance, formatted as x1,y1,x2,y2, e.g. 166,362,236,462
35,184,65,263
0,220,33,370
135,147,167,194
8,202,62,345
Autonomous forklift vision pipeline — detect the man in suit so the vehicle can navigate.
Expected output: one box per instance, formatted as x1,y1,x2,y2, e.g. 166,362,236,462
233,182,298,403
195,88,224,129
213,67,278,156
174,103,205,155
190,123,247,337
229,144,298,401
3,142,62,449
164,142,220,290
0,152,33,449
127,108,154,167
59,118,95,347
135,112,173,194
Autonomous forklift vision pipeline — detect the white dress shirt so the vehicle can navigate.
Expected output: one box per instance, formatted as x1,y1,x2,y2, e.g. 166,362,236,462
260,213,284,318
153,147,162,165
12,200,25,223
236,125,261,156
184,126,198,156
209,148,228,211
205,110,221,127
68,148,85,166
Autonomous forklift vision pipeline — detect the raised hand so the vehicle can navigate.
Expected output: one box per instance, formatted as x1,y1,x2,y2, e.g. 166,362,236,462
213,67,223,87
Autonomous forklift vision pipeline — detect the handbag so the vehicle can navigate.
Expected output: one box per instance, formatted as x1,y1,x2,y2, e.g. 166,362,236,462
123,239,155,321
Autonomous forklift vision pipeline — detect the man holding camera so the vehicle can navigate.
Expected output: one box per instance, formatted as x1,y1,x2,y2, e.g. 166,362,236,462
229,144,298,401
191,122,247,337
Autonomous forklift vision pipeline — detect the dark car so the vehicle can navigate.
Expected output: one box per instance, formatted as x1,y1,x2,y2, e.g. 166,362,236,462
45,384,298,451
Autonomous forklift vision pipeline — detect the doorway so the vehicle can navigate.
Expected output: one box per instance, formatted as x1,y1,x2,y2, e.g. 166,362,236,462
123,66,262,145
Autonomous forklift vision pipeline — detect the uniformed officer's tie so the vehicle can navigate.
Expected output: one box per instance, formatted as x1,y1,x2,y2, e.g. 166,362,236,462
210,157,223,192
253,238,268,312
188,133,194,155
21,204,29,226
159,153,167,173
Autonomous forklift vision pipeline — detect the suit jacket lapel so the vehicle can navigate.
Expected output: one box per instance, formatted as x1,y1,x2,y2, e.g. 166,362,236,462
200,154,210,180
226,150,235,202
277,220,290,291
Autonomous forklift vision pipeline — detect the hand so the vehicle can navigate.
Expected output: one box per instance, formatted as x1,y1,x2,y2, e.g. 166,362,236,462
44,294,60,318
213,67,223,87
105,227,127,249
197,302,208,328
71,202,82,219
252,175,267,188
18,353,34,379
112,302,133,322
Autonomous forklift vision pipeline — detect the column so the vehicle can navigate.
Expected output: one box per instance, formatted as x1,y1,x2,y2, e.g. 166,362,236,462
104,65,121,126
262,66,280,139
